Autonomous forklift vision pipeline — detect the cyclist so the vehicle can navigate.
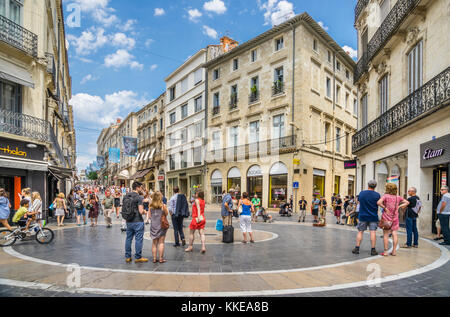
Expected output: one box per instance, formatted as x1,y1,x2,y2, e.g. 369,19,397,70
12,199,37,232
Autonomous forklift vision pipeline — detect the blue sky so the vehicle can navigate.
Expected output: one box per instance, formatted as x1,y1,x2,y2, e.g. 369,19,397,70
63,0,358,171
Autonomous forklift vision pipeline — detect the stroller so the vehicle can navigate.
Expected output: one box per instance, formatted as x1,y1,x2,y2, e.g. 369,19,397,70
279,203,292,217
257,208,274,223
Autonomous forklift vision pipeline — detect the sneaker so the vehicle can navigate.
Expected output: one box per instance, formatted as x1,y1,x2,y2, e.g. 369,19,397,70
135,258,149,263
413,245,418,248
182,240,186,246
434,237,443,241
125,258,132,263
439,242,450,246
371,249,378,256
352,248,360,254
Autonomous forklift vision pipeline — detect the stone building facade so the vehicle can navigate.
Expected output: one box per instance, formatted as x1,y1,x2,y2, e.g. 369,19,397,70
353,0,449,234
0,0,76,216
204,13,358,210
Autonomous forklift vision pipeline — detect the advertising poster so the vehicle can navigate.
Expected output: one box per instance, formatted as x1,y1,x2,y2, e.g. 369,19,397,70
123,137,138,157
109,148,120,163
97,156,106,169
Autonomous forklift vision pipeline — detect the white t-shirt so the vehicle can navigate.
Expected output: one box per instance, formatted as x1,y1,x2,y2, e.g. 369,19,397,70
437,193,450,215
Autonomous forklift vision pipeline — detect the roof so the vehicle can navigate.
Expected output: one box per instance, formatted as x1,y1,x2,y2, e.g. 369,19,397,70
203,12,355,69
164,48,206,83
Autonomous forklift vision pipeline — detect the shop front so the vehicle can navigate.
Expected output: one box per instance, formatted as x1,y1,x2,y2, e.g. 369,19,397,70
210,170,223,204
420,134,450,234
313,169,325,197
227,167,241,199
269,162,288,208
247,165,263,200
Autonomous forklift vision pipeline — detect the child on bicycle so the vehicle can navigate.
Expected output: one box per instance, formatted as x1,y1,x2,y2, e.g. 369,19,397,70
12,199,37,232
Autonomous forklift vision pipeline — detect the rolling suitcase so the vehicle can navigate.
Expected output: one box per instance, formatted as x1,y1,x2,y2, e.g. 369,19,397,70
222,225,234,243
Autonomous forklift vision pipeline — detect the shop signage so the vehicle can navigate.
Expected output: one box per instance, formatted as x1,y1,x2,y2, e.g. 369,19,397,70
293,182,299,189
420,134,450,168
344,160,357,169
0,137,44,161
0,145,27,158
293,159,301,165
158,175,165,181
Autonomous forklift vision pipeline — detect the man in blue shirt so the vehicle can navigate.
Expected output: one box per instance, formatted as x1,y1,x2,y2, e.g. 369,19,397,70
222,188,234,226
352,180,381,256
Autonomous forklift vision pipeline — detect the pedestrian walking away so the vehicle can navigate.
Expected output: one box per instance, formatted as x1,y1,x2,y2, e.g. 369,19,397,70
436,186,450,246
52,193,67,227
123,182,148,263
102,191,115,228
185,191,206,254
150,191,169,263
168,186,188,247
401,187,421,249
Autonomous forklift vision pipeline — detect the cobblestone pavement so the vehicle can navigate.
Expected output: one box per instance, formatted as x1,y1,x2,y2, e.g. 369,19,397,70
0,210,448,297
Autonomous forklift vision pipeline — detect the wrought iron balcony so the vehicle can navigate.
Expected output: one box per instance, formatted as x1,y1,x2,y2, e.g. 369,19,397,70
212,106,220,116
353,66,450,153
355,0,369,23
0,14,38,57
354,0,420,83
206,135,297,163
249,91,260,104
272,81,285,96
229,94,238,110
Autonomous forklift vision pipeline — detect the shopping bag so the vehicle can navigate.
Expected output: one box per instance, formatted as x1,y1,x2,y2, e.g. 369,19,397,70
216,219,223,231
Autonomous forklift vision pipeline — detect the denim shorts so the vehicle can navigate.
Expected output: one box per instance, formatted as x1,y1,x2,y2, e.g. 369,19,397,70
77,208,86,216
357,221,378,232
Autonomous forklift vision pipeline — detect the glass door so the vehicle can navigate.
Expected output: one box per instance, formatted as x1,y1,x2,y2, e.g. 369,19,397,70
432,167,449,234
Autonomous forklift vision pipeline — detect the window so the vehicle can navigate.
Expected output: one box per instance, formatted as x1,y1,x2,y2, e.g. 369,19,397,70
229,126,239,147
195,122,202,138
180,151,187,168
274,67,284,82
181,77,188,94
336,61,341,71
232,58,239,71
213,68,220,80
251,76,259,90
326,77,331,98
193,147,202,166
169,155,175,170
0,80,22,113
273,115,285,139
1,0,22,24
154,105,157,113
251,49,258,62
325,123,330,147
194,68,203,85
160,118,163,131
361,29,368,55
194,95,203,112
346,132,350,155
336,85,341,105
181,104,188,119
345,93,350,110
361,94,368,127
313,38,318,52
230,85,238,105
181,128,188,143
327,50,331,63
346,69,350,80
408,40,423,94
212,131,221,151
379,74,389,114
213,92,220,107
153,123,157,136
169,86,176,101
169,133,175,146
336,127,341,153
275,37,284,51
170,112,176,125
353,98,358,115
249,121,260,143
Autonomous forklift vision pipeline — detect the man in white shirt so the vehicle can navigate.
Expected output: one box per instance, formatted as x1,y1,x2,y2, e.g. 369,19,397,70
437,185,450,246
168,187,186,247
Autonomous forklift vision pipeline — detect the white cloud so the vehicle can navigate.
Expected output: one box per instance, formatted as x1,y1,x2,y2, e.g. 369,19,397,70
188,9,202,22
202,25,218,39
80,74,99,84
318,21,329,31
203,0,227,14
104,49,143,70
67,27,108,56
145,39,154,47
259,0,295,26
91,8,119,27
111,33,136,49
154,8,165,16
69,0,118,27
150,64,158,71
120,19,137,32
342,45,358,60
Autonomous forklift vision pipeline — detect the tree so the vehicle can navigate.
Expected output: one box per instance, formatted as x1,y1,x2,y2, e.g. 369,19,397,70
87,171,98,181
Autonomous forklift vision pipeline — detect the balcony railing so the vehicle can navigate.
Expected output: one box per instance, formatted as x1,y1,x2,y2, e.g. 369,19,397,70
0,14,38,57
355,0,369,23
354,0,420,83
229,94,238,110
353,66,450,152
272,81,285,96
249,91,260,104
206,135,297,163
212,106,220,116
0,110,66,166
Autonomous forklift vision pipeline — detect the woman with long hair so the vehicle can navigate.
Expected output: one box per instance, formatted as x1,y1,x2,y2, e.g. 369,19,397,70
377,183,409,256
185,191,207,254
0,188,12,231
89,194,100,227
53,193,67,227
149,191,169,263
31,192,43,224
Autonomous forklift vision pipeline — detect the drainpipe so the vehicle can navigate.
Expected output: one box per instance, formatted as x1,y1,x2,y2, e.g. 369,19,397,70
290,22,297,211
332,52,336,196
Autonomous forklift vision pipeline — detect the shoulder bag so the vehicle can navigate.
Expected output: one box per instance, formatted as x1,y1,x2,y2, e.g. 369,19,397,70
161,209,170,230
378,196,398,230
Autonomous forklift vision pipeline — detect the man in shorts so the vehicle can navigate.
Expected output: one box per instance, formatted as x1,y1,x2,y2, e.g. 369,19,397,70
298,196,308,223
311,195,320,223
352,180,381,256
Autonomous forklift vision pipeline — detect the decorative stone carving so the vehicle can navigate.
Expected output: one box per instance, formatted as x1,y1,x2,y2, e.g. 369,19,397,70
376,61,387,75
406,27,420,45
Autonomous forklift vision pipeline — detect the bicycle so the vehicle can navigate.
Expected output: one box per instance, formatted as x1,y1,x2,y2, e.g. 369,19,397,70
0,222,54,247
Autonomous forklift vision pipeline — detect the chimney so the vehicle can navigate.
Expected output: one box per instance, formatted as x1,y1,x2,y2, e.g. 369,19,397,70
116,118,122,124
220,36,239,53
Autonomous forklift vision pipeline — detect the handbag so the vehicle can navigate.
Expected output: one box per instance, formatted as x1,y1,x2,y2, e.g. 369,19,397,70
378,196,398,230
196,214,205,223
49,203,55,211
216,219,224,231
161,211,170,230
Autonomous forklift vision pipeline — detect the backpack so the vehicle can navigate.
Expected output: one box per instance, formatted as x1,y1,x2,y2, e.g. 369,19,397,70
121,193,137,221
75,200,83,210
412,199,422,214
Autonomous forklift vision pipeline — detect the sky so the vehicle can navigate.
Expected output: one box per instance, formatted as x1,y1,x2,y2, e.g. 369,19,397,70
63,0,359,172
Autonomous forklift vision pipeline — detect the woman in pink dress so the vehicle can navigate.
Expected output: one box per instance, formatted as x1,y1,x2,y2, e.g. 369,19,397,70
185,191,206,254
377,183,409,256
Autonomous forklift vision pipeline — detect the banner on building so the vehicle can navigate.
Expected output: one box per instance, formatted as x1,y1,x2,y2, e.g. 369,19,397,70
92,161,100,171
123,137,138,157
109,148,120,163
97,156,106,169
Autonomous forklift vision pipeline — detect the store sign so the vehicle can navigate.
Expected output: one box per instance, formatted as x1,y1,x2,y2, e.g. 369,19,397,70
0,145,27,158
344,160,357,169
158,175,165,181
293,182,299,189
0,137,44,161
420,134,450,168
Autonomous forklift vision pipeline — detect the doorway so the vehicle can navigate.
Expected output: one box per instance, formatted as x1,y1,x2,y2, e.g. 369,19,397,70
180,178,188,196
432,167,448,234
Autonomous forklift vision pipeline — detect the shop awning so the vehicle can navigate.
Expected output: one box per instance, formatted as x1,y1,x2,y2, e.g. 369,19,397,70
131,168,154,180
0,157,47,172
116,169,130,179
0,58,35,88
149,148,156,161
48,166,74,180
143,150,151,162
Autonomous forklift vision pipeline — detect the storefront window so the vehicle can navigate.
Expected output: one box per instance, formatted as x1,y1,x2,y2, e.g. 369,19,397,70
334,176,341,195
227,167,241,199
313,169,326,197
348,176,355,196
211,170,223,204
269,162,288,208
247,165,263,200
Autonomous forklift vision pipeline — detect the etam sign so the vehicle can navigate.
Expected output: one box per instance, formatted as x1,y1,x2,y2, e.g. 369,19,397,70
423,148,444,160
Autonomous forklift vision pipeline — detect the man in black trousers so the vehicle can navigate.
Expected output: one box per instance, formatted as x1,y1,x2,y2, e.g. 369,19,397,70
168,187,189,247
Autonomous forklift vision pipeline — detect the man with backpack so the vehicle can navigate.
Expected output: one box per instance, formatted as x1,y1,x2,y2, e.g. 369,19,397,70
402,187,422,249
168,187,189,247
122,182,148,263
